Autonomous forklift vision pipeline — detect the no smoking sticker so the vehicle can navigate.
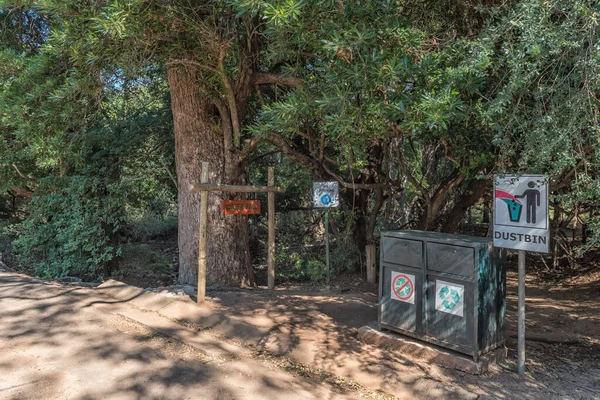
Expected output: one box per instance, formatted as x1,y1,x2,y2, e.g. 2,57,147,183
390,271,415,304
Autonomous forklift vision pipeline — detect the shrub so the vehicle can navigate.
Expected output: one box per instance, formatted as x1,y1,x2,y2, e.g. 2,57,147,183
13,175,122,279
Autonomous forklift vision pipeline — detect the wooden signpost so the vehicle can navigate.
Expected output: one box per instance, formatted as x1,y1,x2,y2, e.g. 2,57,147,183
191,163,285,303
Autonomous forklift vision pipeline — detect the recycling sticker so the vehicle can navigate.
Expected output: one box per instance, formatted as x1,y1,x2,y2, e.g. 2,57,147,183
435,280,464,317
390,271,415,304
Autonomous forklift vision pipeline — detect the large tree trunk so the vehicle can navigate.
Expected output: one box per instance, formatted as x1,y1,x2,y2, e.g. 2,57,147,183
353,189,369,256
168,66,254,287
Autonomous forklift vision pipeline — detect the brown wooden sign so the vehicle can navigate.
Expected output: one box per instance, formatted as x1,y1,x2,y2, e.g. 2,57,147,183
222,200,261,215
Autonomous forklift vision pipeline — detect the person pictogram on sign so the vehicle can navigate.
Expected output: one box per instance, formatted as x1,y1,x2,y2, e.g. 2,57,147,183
515,181,540,224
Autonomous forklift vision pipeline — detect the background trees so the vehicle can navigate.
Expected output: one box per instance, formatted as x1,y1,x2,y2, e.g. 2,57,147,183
0,0,598,283
472,0,600,262
0,4,175,278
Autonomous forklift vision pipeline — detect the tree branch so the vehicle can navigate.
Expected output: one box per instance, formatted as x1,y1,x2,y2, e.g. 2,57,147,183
166,59,217,73
240,136,265,163
245,150,282,165
395,141,429,200
161,166,178,188
441,176,491,233
10,186,33,200
266,132,391,190
550,153,590,192
214,100,237,177
266,132,328,178
11,163,36,180
217,45,241,148
430,168,465,214
251,72,303,88
321,163,391,190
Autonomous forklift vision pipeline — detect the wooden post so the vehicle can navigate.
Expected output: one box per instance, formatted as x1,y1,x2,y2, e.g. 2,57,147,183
268,167,275,291
366,244,376,284
192,170,285,296
191,183,285,193
197,162,209,303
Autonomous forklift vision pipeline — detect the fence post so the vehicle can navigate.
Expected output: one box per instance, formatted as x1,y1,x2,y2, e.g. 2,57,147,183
366,244,377,284
268,167,275,291
197,162,209,303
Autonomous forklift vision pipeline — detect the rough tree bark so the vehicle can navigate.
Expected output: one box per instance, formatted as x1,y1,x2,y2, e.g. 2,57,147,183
416,169,465,230
441,178,491,233
168,65,253,286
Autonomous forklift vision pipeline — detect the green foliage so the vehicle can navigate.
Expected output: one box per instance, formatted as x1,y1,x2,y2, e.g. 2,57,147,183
0,4,175,278
249,0,599,244
124,212,178,242
9,76,175,279
120,243,173,274
473,0,600,251
472,0,600,174
0,220,15,255
2,0,599,283
13,175,122,279
249,0,428,151
274,224,360,283
273,208,361,282
240,0,499,238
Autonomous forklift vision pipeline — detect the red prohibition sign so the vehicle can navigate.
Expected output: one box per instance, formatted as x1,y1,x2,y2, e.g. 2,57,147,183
392,273,414,301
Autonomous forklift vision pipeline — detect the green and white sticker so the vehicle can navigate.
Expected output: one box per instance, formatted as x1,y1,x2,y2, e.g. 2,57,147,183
435,280,464,317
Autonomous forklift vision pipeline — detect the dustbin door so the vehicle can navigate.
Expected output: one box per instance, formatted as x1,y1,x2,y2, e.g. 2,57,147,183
425,274,475,353
379,264,423,336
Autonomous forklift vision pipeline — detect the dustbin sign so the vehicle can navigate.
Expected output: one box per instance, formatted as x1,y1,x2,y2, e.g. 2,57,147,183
493,174,549,253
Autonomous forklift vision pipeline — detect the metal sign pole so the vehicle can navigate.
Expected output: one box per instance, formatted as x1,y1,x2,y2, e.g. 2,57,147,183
518,249,526,376
494,174,548,376
313,182,338,289
325,209,330,288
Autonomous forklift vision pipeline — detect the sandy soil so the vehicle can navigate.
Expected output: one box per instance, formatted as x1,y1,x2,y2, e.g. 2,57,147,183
0,271,369,400
167,267,600,399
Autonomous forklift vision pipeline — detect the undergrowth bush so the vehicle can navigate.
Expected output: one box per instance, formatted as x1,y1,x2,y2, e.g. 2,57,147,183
273,209,361,282
123,211,177,242
13,175,122,279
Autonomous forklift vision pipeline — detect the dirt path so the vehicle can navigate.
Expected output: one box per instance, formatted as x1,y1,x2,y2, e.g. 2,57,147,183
149,270,600,399
2,266,599,400
0,272,361,400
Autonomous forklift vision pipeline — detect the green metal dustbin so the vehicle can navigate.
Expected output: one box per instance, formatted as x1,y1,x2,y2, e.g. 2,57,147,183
378,230,506,361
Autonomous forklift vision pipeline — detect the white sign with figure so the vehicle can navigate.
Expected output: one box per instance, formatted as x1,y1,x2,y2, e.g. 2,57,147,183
493,174,549,253
313,182,339,208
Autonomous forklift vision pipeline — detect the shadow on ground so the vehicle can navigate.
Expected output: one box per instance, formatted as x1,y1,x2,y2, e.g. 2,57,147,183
0,273,351,400
165,272,600,399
